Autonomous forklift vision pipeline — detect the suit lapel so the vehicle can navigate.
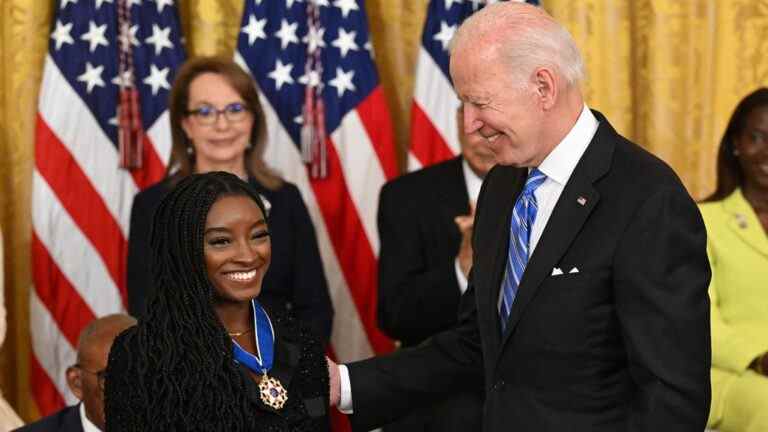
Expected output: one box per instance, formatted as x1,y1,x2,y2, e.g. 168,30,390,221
723,190,768,258
484,167,527,354
498,114,614,351
65,404,85,432
438,157,471,220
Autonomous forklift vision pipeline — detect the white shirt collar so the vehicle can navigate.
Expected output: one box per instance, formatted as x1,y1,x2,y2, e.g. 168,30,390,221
79,403,102,432
536,104,599,185
461,157,484,204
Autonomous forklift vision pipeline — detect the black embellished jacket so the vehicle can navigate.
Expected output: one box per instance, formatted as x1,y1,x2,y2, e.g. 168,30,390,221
104,307,330,431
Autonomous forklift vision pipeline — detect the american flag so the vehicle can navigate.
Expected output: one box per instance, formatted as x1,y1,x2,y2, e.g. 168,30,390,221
235,0,397,373
408,0,539,170
31,0,184,414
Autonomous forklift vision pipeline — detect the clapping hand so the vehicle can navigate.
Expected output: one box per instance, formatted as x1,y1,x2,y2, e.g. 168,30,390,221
454,203,476,277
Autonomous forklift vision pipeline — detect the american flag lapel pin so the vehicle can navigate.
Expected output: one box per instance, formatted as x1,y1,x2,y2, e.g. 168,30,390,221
577,196,587,206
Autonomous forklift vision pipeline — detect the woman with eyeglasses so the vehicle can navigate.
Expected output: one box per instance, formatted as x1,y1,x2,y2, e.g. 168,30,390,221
700,88,768,432
106,172,329,431
127,57,333,345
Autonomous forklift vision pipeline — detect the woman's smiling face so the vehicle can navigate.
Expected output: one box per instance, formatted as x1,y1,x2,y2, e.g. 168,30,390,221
182,72,255,172
735,105,768,190
204,194,271,304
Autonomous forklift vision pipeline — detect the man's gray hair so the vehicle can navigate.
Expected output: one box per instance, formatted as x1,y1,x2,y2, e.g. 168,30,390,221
451,2,585,88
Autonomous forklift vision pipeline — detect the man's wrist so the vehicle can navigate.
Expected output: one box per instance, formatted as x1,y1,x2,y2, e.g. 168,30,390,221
338,364,354,413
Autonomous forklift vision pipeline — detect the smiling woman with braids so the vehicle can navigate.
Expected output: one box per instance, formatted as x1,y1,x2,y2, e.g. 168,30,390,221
105,171,329,431
127,57,333,346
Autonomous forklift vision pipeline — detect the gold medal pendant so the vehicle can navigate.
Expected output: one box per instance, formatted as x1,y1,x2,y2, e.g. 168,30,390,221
259,373,288,410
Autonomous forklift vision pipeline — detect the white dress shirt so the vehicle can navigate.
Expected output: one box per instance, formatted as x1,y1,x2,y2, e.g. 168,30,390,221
80,403,102,432
462,158,484,205
495,105,598,310
339,105,599,414
529,105,598,254
454,159,485,294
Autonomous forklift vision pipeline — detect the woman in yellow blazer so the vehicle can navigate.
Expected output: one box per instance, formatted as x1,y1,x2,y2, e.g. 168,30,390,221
701,88,768,432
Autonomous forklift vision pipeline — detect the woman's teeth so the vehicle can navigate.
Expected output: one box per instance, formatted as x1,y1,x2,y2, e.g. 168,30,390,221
225,270,257,281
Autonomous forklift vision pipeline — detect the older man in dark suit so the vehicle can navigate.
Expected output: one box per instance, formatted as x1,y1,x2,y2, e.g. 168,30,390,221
328,2,711,431
15,314,136,432
376,106,494,431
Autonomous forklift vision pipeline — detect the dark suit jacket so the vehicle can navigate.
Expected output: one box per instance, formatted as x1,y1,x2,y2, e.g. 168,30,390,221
127,176,333,343
348,111,711,432
378,156,469,347
377,156,483,431
13,405,83,432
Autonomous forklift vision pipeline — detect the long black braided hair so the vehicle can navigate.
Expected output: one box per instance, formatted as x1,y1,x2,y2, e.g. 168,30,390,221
105,171,270,431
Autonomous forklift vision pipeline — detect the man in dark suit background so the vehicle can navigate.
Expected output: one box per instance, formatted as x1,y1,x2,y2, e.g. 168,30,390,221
15,314,136,432
328,2,711,431
377,106,494,431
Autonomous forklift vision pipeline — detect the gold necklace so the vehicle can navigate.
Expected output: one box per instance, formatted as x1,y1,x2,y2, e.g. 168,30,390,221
228,328,253,337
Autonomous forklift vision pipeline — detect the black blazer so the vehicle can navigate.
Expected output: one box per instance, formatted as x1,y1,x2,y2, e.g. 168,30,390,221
105,305,330,431
347,111,711,432
377,156,483,431
13,405,83,432
127,177,333,343
377,156,470,347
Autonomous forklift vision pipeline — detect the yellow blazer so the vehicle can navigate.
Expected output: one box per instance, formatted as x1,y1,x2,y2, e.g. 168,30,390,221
700,188,768,373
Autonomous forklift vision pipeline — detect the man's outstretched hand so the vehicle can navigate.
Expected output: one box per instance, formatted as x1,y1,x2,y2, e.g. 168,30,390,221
327,356,341,407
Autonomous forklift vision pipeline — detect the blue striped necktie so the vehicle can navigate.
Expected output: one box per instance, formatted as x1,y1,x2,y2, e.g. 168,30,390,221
499,168,547,333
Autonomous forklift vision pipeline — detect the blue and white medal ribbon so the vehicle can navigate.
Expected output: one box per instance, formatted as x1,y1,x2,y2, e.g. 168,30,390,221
232,299,288,410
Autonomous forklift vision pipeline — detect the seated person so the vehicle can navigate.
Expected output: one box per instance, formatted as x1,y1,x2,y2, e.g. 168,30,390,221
105,171,329,431
376,105,494,431
700,87,768,432
14,314,136,432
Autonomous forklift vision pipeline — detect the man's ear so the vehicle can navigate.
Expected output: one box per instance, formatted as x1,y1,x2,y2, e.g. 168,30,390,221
533,67,557,110
66,366,84,400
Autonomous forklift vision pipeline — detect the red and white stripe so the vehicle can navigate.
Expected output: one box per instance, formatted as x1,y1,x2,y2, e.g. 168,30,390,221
408,46,462,171
30,54,168,415
236,54,396,362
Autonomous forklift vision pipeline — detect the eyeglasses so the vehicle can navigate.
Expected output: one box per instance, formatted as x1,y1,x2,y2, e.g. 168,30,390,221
74,364,106,391
186,102,250,125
